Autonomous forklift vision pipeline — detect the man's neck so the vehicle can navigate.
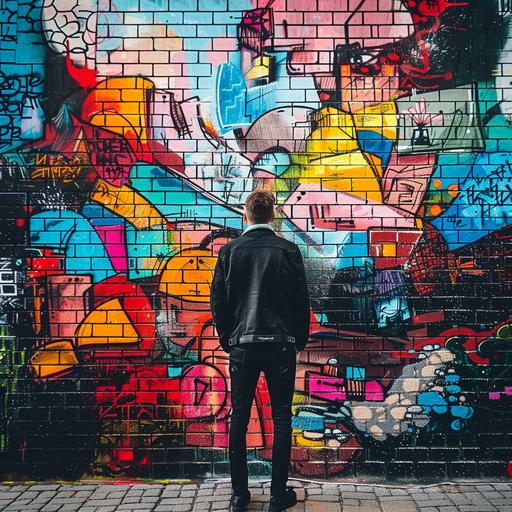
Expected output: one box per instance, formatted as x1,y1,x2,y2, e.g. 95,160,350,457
242,222,274,235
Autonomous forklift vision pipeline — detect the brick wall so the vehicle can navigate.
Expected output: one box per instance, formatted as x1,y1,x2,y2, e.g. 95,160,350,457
0,0,511,480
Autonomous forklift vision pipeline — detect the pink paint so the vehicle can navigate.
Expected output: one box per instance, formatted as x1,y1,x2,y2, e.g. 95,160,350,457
307,372,347,402
307,372,385,402
179,364,227,419
365,380,385,401
46,274,92,339
279,184,415,232
489,386,512,400
94,224,128,273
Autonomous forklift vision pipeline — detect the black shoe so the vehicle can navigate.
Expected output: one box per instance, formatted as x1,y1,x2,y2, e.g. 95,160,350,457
230,490,251,511
268,487,297,511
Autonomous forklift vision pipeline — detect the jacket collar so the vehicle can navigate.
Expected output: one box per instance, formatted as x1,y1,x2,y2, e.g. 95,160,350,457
242,223,275,236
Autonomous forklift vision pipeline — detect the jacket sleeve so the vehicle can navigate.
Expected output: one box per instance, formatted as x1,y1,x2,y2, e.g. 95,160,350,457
290,245,311,351
210,246,231,353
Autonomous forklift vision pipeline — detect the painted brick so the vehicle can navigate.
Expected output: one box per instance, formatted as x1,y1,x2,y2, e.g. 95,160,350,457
0,0,511,485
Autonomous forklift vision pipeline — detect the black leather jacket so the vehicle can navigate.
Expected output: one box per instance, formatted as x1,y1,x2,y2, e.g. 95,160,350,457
210,226,311,353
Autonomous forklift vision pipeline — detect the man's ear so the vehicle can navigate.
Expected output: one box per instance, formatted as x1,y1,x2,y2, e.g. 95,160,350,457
243,211,247,223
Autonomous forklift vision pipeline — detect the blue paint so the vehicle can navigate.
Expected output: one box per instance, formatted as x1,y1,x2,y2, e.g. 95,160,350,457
254,152,291,176
292,414,325,431
167,366,183,378
450,405,474,420
125,224,171,280
418,392,449,415
445,384,462,395
432,152,512,249
29,210,116,283
346,366,366,380
357,130,394,168
129,163,243,230
215,63,250,132
0,0,45,153
451,419,463,431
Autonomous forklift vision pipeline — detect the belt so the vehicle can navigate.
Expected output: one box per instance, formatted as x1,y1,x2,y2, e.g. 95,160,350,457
228,334,296,346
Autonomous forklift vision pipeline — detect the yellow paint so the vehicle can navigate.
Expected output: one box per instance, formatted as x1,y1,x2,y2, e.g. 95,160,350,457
30,340,79,379
301,154,383,202
91,179,166,229
306,107,359,153
245,55,272,81
160,248,218,302
299,106,383,202
352,101,398,142
75,299,140,347
382,243,397,257
201,118,220,140
293,430,325,447
86,77,155,144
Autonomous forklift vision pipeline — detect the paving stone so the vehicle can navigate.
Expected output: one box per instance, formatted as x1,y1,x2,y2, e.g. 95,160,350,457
0,479,509,512
158,497,185,505
40,504,63,512
294,488,305,501
380,499,419,512
81,499,123,508
491,484,510,491
344,506,381,512
306,502,342,511
339,485,357,491
28,485,61,492
211,500,231,510
116,505,155,511
458,507,497,512
0,492,23,500
59,505,84,512
489,498,512,509
342,498,362,506
213,487,232,496
322,485,339,496
160,489,180,498
420,500,455,507
304,494,339,502
197,488,214,496
195,495,215,503
354,491,379,500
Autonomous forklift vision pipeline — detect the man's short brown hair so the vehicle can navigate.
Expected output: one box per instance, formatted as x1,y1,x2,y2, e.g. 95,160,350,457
244,189,275,224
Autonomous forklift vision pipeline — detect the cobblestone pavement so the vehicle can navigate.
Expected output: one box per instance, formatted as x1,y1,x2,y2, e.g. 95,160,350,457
0,479,511,512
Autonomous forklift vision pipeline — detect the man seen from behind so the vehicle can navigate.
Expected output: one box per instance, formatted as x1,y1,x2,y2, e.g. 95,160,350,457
210,189,311,512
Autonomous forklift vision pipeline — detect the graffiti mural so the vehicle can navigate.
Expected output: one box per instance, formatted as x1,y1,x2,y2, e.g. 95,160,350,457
1,0,512,480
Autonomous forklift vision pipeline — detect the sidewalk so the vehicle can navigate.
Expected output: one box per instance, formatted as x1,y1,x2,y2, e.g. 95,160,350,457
0,480,511,512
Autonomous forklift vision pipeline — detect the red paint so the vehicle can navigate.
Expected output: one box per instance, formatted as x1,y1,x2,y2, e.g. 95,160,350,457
65,40,98,89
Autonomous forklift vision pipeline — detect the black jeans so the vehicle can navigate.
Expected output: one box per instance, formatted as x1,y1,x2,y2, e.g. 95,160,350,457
228,342,296,496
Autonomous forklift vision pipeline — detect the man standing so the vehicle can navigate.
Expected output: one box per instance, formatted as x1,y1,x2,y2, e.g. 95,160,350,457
210,189,311,512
